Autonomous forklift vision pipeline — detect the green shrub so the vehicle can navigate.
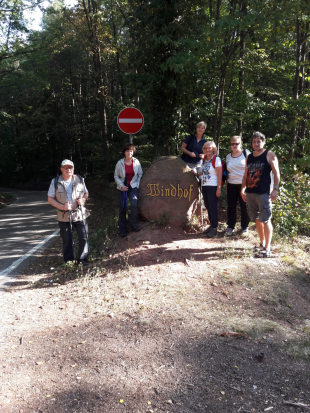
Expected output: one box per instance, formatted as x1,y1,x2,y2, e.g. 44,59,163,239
273,173,310,237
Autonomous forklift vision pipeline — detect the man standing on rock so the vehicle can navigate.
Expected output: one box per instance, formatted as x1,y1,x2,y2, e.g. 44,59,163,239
48,160,90,266
241,132,280,258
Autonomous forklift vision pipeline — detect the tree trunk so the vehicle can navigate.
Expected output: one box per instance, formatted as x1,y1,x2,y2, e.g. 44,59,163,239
290,18,309,158
82,0,109,173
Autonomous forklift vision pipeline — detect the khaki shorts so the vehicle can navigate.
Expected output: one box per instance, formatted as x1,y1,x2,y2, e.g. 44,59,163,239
246,193,272,223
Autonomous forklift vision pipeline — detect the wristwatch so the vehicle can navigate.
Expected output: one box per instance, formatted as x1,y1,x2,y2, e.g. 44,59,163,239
274,185,279,190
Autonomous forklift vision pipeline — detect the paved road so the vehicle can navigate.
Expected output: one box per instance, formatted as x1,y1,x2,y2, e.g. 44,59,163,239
0,188,60,290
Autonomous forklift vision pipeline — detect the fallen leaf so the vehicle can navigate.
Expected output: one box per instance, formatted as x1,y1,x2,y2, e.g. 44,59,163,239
220,391,225,395
36,361,44,365
120,399,124,403
220,332,247,338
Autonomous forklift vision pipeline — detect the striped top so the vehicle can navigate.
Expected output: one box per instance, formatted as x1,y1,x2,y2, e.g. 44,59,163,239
226,150,250,184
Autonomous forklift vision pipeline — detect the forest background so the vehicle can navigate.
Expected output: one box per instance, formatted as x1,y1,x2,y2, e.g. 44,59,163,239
0,0,309,236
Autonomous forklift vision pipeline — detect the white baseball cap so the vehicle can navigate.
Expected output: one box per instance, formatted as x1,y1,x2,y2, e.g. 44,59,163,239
61,159,74,167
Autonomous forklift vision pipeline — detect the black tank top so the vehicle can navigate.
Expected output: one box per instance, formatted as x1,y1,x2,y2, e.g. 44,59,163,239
246,150,272,194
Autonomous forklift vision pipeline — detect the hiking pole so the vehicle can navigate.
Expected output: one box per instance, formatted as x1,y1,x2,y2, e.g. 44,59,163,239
78,201,89,266
123,177,128,208
67,202,76,263
78,199,88,244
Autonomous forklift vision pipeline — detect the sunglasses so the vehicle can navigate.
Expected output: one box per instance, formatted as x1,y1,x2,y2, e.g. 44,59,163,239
231,143,240,146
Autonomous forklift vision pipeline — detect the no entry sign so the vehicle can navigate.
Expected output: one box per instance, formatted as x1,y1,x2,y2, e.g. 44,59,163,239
117,107,144,135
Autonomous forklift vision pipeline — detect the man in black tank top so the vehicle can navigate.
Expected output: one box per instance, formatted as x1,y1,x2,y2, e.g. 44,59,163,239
241,132,280,258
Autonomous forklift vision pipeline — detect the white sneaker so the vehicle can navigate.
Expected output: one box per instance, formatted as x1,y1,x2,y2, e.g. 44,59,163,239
241,228,249,236
226,228,233,236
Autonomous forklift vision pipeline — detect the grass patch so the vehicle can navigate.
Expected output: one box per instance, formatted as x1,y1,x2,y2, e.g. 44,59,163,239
302,320,310,335
287,341,310,361
263,284,289,306
0,192,16,208
227,317,282,338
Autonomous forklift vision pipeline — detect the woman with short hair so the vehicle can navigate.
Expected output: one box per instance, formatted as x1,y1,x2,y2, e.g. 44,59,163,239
225,135,250,236
198,141,222,238
181,121,207,172
114,143,143,237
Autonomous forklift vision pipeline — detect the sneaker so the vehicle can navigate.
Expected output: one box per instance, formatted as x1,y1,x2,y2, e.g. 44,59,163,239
226,228,233,236
203,227,211,234
241,228,249,236
130,226,141,232
206,228,217,238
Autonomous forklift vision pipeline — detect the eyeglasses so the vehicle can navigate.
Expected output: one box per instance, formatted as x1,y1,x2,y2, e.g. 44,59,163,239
62,166,73,170
231,143,240,146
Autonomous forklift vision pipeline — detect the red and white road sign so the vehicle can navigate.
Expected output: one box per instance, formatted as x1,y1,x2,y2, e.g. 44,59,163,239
117,107,144,134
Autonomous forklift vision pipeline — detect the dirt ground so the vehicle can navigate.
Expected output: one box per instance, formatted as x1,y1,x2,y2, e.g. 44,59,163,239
1,190,310,413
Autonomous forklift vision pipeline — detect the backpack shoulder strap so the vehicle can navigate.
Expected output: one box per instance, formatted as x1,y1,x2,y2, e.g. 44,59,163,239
54,176,59,192
212,155,217,168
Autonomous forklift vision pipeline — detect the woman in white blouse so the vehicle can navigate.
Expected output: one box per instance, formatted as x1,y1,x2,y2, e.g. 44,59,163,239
198,141,222,238
225,135,250,236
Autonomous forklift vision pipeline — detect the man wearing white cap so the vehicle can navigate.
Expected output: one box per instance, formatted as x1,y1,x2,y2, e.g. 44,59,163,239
47,159,90,265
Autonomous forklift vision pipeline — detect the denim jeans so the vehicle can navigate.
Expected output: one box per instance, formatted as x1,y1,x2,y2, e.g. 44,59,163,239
117,187,139,235
58,219,88,262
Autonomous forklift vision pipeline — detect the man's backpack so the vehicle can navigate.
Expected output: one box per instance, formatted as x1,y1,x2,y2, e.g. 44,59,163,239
203,155,227,187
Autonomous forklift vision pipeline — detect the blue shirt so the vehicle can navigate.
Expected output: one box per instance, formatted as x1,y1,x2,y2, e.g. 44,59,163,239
182,134,206,166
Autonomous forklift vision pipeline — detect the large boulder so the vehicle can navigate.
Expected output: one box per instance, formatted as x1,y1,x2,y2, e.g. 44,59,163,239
138,156,199,226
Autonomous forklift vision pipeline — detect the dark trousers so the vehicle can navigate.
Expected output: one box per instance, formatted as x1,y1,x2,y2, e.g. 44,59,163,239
201,186,218,228
226,183,250,230
117,187,139,235
58,219,88,262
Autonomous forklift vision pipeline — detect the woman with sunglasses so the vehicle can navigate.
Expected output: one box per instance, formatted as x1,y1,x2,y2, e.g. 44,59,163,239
225,136,250,236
